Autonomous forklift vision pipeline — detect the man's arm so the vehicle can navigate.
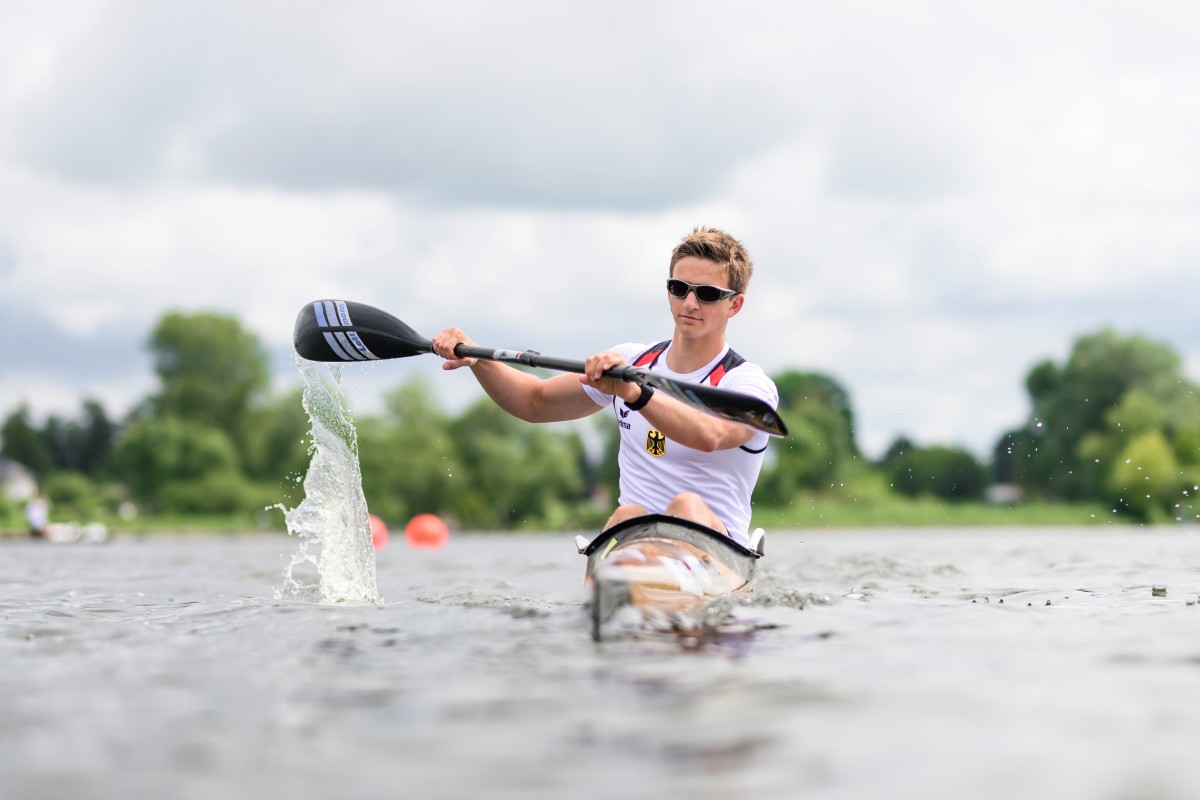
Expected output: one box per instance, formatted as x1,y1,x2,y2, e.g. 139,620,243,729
582,350,759,452
636,391,758,451
432,327,600,423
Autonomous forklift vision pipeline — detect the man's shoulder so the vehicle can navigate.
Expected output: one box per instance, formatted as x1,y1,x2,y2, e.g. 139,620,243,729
612,341,654,357
718,355,778,404
726,355,769,376
720,348,769,378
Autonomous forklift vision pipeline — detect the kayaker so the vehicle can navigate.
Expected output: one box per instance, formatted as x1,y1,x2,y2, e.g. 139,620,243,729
431,226,779,547
26,492,50,539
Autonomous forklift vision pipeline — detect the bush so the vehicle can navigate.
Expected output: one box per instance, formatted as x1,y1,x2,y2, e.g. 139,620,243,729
42,471,107,520
1106,429,1183,522
157,473,277,515
889,445,989,502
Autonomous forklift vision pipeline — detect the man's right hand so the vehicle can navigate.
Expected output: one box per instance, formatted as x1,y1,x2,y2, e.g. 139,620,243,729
582,350,642,404
431,327,479,370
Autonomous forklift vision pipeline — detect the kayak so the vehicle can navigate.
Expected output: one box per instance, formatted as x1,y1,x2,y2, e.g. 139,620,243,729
42,522,110,544
576,514,765,641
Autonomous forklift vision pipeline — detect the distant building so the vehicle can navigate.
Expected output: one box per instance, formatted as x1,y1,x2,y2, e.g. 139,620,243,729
0,457,37,502
985,483,1024,505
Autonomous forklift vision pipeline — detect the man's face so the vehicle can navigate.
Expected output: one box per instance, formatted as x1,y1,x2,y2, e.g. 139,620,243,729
669,255,744,337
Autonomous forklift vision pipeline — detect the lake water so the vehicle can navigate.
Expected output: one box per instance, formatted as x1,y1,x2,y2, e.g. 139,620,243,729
3,526,1199,800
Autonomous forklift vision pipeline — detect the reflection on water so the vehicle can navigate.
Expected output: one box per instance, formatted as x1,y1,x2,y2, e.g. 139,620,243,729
1,527,1198,800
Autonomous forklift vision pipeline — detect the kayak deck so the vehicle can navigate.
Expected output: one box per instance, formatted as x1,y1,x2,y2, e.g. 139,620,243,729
578,514,764,640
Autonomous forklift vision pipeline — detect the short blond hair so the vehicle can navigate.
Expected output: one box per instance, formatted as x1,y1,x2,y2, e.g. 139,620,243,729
669,226,754,294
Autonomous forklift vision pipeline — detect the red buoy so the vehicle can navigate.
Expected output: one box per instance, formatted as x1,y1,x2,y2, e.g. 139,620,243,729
369,514,389,550
405,513,449,549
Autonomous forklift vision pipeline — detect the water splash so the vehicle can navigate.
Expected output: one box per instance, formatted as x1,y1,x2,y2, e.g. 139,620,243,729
275,357,381,605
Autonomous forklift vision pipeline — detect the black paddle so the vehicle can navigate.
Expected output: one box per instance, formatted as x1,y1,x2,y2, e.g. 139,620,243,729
293,299,788,437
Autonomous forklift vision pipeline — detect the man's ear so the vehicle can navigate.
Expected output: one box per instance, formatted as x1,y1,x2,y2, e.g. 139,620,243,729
727,293,745,318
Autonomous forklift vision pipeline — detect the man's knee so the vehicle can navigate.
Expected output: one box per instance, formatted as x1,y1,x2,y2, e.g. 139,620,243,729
603,503,648,529
665,493,726,533
665,492,707,516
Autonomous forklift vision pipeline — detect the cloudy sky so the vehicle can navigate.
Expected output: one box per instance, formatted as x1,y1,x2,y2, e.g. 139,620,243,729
2,0,1197,458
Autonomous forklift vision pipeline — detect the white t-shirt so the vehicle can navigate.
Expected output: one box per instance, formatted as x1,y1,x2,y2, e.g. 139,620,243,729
26,497,49,529
581,341,779,546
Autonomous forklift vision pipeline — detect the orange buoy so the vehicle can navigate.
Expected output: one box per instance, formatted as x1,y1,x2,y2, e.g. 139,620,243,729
369,514,389,550
405,513,449,549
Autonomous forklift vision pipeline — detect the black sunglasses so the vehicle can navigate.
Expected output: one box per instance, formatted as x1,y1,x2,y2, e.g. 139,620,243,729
666,279,738,303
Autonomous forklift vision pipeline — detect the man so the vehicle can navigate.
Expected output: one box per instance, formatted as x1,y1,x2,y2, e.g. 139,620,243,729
431,227,778,547
25,492,49,539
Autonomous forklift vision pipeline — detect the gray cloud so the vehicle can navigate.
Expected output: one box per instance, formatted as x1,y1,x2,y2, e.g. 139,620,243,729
17,3,219,184
203,91,793,210
18,0,801,210
0,240,14,278
0,304,148,399
827,123,968,202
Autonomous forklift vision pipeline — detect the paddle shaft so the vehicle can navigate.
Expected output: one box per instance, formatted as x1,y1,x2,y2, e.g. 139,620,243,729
455,345,642,384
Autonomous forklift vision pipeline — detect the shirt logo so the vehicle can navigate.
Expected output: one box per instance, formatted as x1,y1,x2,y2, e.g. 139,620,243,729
646,429,666,457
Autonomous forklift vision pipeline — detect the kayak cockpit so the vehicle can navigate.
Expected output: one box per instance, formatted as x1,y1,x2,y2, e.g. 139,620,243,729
577,514,764,641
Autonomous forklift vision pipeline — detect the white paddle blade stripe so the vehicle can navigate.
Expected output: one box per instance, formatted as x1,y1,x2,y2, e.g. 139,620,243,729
312,300,334,327
310,300,379,360
345,331,379,360
321,332,354,360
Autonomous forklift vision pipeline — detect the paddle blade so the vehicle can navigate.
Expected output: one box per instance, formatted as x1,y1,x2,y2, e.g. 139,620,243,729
639,371,789,437
293,300,433,362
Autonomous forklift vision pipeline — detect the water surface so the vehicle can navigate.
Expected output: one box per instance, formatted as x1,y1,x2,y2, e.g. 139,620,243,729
2,527,1199,800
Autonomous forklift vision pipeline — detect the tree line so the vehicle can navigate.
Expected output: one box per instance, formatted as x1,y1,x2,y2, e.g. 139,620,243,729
2,312,1198,530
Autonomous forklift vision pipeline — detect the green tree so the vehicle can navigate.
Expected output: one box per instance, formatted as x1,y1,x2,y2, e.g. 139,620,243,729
446,398,585,529
42,471,109,520
1173,427,1200,468
1,405,53,477
41,398,117,477
357,379,464,524
1018,329,1196,499
111,416,265,513
757,371,859,503
991,429,1037,485
1104,429,1181,521
1075,389,1200,521
889,444,989,502
241,388,313,504
756,423,835,503
879,436,915,467
591,416,621,506
147,311,271,455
